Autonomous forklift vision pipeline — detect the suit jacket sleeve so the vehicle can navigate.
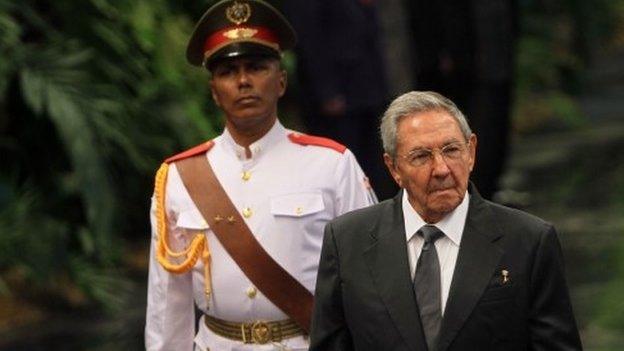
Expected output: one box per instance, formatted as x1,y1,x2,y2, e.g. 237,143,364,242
529,225,582,350
309,222,354,351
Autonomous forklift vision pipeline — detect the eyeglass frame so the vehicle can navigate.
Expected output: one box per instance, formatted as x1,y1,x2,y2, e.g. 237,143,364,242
395,139,472,167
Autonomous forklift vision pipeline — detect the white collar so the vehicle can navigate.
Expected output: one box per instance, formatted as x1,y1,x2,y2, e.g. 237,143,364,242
402,189,469,245
221,120,286,160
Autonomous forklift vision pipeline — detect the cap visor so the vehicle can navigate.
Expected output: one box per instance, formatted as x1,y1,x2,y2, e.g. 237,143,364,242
207,42,280,69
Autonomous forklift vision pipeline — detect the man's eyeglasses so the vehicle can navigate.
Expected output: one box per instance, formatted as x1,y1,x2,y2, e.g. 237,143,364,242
398,141,471,167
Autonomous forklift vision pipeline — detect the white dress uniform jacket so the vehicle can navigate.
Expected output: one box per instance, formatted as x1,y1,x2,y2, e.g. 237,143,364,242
145,121,376,351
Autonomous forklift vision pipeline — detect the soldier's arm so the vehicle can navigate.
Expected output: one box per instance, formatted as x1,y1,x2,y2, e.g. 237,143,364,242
334,149,378,215
145,167,196,351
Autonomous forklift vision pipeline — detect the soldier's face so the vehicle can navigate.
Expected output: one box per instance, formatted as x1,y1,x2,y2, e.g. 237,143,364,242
210,56,286,133
384,110,477,223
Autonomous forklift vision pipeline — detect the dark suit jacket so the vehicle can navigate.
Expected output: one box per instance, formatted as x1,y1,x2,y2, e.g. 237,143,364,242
310,186,582,351
282,0,387,111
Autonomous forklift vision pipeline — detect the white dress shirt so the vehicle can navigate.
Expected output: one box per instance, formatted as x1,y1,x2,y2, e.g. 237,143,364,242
402,190,469,315
145,121,376,351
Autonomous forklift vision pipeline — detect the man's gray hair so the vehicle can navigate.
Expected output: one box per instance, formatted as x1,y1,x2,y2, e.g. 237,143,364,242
379,91,472,157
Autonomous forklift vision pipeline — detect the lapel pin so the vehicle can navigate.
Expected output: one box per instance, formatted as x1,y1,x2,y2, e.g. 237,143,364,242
213,215,223,223
227,215,236,224
502,269,510,284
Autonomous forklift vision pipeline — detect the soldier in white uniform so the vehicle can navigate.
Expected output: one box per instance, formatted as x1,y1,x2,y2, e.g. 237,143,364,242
144,1,377,350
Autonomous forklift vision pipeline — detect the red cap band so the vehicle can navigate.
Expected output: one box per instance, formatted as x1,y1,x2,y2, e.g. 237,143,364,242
203,25,279,58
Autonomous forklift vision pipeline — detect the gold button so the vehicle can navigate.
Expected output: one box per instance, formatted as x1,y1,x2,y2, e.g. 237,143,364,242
242,171,251,181
243,207,253,218
295,207,303,215
246,286,257,298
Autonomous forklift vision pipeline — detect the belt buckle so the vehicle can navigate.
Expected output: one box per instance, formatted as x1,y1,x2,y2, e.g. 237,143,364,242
250,320,272,344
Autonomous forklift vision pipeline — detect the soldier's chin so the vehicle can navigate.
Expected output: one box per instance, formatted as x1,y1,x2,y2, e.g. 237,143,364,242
229,113,269,130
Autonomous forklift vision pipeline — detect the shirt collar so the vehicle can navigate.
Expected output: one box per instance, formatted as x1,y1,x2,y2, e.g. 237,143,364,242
221,120,286,160
402,189,470,246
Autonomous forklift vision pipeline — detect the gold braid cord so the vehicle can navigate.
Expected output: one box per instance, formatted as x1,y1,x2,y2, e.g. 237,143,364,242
154,162,212,297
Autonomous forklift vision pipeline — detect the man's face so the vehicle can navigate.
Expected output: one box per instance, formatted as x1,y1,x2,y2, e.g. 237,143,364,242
210,56,286,133
384,110,477,223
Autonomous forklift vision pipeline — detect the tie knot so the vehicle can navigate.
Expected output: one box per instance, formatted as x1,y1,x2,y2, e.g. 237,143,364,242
418,225,443,244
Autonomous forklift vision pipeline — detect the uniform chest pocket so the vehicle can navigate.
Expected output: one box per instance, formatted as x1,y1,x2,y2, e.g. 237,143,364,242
176,210,209,230
170,210,208,246
270,192,325,217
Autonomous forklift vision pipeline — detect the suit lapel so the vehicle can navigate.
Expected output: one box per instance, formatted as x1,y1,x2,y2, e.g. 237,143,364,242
363,192,427,351
437,187,504,351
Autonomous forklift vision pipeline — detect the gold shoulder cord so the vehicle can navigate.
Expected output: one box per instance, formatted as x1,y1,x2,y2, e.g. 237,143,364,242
154,162,212,298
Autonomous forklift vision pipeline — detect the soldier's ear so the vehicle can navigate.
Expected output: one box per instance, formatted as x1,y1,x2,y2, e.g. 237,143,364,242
210,80,222,107
278,69,287,97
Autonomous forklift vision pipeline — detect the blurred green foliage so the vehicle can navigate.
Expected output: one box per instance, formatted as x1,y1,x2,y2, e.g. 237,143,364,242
0,0,223,312
594,161,624,344
513,0,624,133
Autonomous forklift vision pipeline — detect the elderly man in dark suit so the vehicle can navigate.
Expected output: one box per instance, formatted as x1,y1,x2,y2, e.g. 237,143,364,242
309,91,582,351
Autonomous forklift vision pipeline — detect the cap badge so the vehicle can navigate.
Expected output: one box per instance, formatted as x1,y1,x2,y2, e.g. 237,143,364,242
223,27,258,40
226,1,252,25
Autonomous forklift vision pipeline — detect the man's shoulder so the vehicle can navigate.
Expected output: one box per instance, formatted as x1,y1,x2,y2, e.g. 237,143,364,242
331,197,394,229
479,198,553,235
163,140,215,164
324,198,396,251
286,131,347,154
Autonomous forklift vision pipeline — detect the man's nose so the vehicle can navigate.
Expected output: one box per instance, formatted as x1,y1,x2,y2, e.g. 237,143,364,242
237,69,252,87
431,152,451,176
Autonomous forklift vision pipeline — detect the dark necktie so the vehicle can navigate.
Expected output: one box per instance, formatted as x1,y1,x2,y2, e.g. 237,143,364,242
414,225,444,351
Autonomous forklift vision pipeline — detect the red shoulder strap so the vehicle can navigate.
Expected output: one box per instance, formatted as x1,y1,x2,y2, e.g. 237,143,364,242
287,132,347,154
164,140,215,164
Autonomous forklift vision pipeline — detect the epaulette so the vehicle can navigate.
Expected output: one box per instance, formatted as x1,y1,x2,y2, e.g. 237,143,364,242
164,140,215,164
287,132,347,154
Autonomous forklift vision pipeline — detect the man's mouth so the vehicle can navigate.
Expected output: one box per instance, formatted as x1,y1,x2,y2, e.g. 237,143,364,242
431,188,451,193
429,183,455,194
237,95,260,104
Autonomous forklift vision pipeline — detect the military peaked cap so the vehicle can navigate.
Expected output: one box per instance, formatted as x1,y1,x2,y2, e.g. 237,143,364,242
186,0,296,68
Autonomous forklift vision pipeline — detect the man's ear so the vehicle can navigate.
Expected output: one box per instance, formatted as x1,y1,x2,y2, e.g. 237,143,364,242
384,153,403,188
278,69,287,98
210,80,221,107
468,133,477,172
